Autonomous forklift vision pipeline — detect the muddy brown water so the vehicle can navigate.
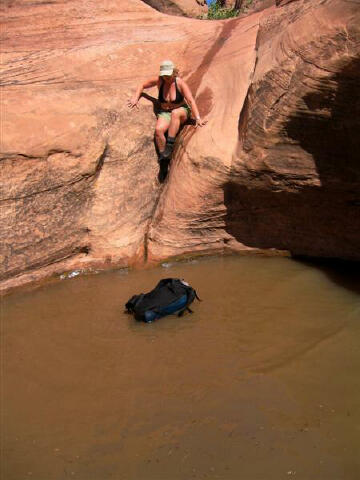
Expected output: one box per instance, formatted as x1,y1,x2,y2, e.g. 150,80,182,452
1,256,360,480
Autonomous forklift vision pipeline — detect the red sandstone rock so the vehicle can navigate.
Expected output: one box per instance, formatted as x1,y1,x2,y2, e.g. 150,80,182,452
147,13,263,261
147,0,360,263
142,0,207,17
1,0,359,293
0,0,227,292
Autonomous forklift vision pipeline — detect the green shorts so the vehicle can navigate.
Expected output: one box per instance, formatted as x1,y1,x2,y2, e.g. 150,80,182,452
157,104,191,123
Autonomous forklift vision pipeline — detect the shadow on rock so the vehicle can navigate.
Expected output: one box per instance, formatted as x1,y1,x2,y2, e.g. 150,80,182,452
285,57,360,187
223,58,360,263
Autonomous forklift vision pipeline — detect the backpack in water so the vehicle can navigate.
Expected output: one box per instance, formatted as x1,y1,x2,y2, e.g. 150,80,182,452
125,278,201,323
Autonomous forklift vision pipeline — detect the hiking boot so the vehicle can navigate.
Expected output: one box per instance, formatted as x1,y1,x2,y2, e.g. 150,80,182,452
162,136,176,159
158,156,170,183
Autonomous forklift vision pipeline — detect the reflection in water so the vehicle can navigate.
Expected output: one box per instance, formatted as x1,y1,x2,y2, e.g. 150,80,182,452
2,256,360,480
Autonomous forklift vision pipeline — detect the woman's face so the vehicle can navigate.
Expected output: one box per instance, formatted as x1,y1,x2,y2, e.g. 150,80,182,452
162,75,173,84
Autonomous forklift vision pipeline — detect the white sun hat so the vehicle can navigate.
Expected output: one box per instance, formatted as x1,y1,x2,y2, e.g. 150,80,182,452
159,60,175,76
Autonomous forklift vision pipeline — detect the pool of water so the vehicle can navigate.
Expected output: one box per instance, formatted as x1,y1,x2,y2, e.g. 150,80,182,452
1,256,360,479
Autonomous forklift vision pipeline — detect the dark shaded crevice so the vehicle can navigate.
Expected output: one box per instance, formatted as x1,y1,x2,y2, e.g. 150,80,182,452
143,178,166,264
79,245,91,255
143,230,150,263
0,153,39,161
237,20,260,148
94,143,108,177
48,148,77,156
270,90,287,109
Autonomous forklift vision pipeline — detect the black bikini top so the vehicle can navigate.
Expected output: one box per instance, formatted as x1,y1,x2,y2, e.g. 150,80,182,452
158,77,184,104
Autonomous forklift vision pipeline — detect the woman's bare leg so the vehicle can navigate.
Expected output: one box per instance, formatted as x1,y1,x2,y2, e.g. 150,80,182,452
155,117,170,154
168,107,188,138
162,108,188,159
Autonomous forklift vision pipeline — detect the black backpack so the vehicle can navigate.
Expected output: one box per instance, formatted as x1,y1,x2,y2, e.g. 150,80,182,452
125,278,201,323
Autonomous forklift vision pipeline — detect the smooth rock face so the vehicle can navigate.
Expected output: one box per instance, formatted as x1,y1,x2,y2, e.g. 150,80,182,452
148,0,360,262
147,13,263,261
0,0,226,291
1,0,359,292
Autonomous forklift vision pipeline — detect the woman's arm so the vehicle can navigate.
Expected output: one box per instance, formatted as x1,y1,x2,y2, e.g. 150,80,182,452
128,77,158,109
178,78,207,127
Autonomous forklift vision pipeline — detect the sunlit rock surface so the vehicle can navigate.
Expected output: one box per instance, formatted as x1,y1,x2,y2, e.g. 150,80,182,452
1,0,220,290
1,0,359,292
148,0,360,262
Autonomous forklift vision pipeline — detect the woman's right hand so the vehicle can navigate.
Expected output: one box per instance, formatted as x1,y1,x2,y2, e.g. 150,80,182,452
127,98,139,109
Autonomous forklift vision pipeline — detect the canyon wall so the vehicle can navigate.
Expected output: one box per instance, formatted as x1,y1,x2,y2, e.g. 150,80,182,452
225,0,360,259
1,0,359,292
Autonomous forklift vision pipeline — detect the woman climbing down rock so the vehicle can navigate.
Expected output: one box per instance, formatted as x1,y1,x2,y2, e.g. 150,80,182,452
128,60,207,182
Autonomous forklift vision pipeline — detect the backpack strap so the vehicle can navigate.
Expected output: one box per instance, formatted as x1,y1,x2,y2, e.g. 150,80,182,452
176,287,201,318
177,306,193,317
194,290,202,301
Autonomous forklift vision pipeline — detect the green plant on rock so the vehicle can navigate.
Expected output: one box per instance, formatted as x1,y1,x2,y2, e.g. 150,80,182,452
200,0,257,20
206,0,239,20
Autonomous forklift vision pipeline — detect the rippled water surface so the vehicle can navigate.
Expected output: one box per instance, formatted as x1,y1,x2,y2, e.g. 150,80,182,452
1,256,360,479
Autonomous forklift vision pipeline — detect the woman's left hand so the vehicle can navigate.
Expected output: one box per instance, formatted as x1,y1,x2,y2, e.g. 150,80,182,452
195,117,207,128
